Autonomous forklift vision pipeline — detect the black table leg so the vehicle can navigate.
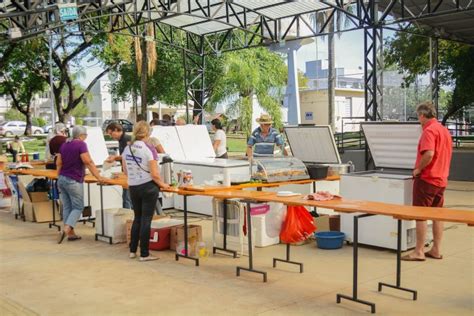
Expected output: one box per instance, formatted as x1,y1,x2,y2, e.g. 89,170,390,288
48,179,61,231
273,243,304,273
336,214,376,313
236,201,267,282
175,195,199,266
14,177,22,220
81,183,95,227
213,199,238,258
378,219,417,300
94,184,113,244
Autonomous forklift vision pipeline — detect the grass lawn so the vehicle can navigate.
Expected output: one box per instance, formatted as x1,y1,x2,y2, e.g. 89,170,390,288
227,137,247,153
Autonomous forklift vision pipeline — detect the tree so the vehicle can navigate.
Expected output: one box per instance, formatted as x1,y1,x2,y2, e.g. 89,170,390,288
385,32,474,124
2,28,131,124
0,40,47,135
207,48,287,136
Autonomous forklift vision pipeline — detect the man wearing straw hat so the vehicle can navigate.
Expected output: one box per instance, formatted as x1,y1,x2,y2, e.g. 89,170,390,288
246,113,288,159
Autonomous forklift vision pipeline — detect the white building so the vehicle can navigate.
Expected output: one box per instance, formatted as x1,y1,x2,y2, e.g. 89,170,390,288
87,79,136,123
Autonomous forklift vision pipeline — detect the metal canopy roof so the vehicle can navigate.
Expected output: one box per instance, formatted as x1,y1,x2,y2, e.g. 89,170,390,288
378,0,474,43
0,0,473,49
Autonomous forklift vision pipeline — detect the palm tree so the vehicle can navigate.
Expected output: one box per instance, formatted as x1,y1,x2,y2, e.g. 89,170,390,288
310,6,354,131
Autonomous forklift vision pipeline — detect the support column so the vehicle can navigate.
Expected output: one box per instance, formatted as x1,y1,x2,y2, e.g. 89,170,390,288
363,26,383,122
183,34,206,124
287,47,301,125
429,37,439,117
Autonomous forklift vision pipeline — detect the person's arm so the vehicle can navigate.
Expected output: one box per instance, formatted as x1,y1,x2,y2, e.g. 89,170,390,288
156,144,166,154
19,141,25,153
80,152,105,182
122,156,128,176
282,146,289,156
149,160,170,189
413,150,435,177
246,146,253,160
213,139,221,152
56,154,62,175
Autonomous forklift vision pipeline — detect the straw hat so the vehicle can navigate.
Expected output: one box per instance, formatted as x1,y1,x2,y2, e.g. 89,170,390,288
256,114,273,124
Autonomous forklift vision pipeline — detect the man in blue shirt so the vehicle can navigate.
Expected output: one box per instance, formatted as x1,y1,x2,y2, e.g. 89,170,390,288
246,114,288,158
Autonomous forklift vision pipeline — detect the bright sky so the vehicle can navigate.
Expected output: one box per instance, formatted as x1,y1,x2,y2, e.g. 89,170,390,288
81,29,393,87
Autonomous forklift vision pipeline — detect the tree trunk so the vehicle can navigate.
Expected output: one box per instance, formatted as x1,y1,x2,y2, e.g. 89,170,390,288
24,111,32,136
328,19,336,132
140,39,148,120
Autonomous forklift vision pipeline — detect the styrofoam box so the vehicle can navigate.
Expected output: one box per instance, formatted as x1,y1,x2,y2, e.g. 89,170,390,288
95,208,134,244
252,214,280,248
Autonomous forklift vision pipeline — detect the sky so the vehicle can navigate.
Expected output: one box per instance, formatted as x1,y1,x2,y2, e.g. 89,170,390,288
81,29,389,87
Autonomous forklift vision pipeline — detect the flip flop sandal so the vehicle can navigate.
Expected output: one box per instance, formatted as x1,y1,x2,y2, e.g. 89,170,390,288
401,255,425,261
425,252,443,259
67,236,82,241
57,231,66,244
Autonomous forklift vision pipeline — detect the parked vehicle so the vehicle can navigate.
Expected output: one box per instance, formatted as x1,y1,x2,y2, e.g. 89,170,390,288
0,121,43,136
102,119,134,133
43,125,53,133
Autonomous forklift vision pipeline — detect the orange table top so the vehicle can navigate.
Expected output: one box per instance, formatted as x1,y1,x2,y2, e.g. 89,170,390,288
8,168,473,226
8,169,99,183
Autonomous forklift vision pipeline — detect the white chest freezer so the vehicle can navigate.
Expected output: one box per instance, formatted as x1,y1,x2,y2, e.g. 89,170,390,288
173,159,250,215
340,123,432,250
284,125,344,213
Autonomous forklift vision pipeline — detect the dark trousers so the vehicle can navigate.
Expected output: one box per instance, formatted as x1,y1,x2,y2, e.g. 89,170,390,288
129,181,159,257
10,149,18,162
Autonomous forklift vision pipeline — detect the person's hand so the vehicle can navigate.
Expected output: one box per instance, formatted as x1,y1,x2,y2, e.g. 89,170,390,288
105,155,115,163
97,176,108,184
413,168,421,177
160,182,171,190
193,114,200,124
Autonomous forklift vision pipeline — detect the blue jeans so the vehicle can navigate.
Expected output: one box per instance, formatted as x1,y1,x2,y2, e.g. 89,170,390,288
58,175,84,228
122,188,132,209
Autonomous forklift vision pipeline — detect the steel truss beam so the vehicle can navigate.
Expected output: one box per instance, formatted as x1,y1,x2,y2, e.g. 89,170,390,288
183,33,206,123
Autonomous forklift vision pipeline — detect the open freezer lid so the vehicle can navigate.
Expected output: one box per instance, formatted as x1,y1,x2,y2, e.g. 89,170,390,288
285,125,341,164
361,122,422,170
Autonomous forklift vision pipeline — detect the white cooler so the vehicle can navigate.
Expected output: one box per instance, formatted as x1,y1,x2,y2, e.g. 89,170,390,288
95,208,134,244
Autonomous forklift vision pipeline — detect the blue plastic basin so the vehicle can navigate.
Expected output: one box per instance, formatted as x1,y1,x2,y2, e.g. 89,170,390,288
314,231,345,249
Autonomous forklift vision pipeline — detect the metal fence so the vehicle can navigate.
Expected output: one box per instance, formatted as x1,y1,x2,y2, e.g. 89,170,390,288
334,118,473,152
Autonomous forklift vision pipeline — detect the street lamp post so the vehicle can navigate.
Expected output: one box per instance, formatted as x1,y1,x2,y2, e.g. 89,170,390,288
48,30,56,124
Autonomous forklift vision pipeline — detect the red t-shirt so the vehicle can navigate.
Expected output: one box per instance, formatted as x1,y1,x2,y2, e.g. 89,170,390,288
415,119,452,188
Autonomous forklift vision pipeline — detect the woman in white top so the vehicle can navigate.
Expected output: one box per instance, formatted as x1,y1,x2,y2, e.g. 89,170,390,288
211,118,227,158
122,121,170,262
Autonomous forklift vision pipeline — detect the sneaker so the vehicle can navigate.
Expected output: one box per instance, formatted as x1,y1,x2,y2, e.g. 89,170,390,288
139,255,159,262
129,253,137,259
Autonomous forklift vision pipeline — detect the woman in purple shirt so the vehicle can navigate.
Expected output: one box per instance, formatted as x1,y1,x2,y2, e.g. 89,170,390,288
56,126,104,244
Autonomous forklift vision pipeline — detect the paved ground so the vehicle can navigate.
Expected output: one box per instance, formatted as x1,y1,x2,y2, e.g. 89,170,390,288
0,181,473,315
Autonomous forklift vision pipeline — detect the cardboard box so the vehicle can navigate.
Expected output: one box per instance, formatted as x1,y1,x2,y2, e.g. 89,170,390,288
17,177,59,222
23,200,60,223
170,225,202,257
329,215,340,231
314,215,330,232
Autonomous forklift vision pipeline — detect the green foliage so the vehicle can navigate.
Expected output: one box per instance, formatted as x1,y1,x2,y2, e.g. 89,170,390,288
385,32,474,122
4,108,25,121
111,44,186,106
208,47,287,135
32,117,46,127
0,40,47,134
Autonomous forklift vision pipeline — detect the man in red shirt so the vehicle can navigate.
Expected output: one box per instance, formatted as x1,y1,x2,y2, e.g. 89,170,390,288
402,102,452,261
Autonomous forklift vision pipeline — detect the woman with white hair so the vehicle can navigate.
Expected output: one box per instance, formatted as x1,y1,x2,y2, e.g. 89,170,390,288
122,121,170,261
56,126,105,243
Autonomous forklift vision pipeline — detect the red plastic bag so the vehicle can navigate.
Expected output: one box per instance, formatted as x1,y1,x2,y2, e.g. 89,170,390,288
280,206,316,243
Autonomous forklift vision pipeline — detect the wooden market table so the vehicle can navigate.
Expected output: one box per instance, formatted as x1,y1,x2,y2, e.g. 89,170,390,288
6,169,474,313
